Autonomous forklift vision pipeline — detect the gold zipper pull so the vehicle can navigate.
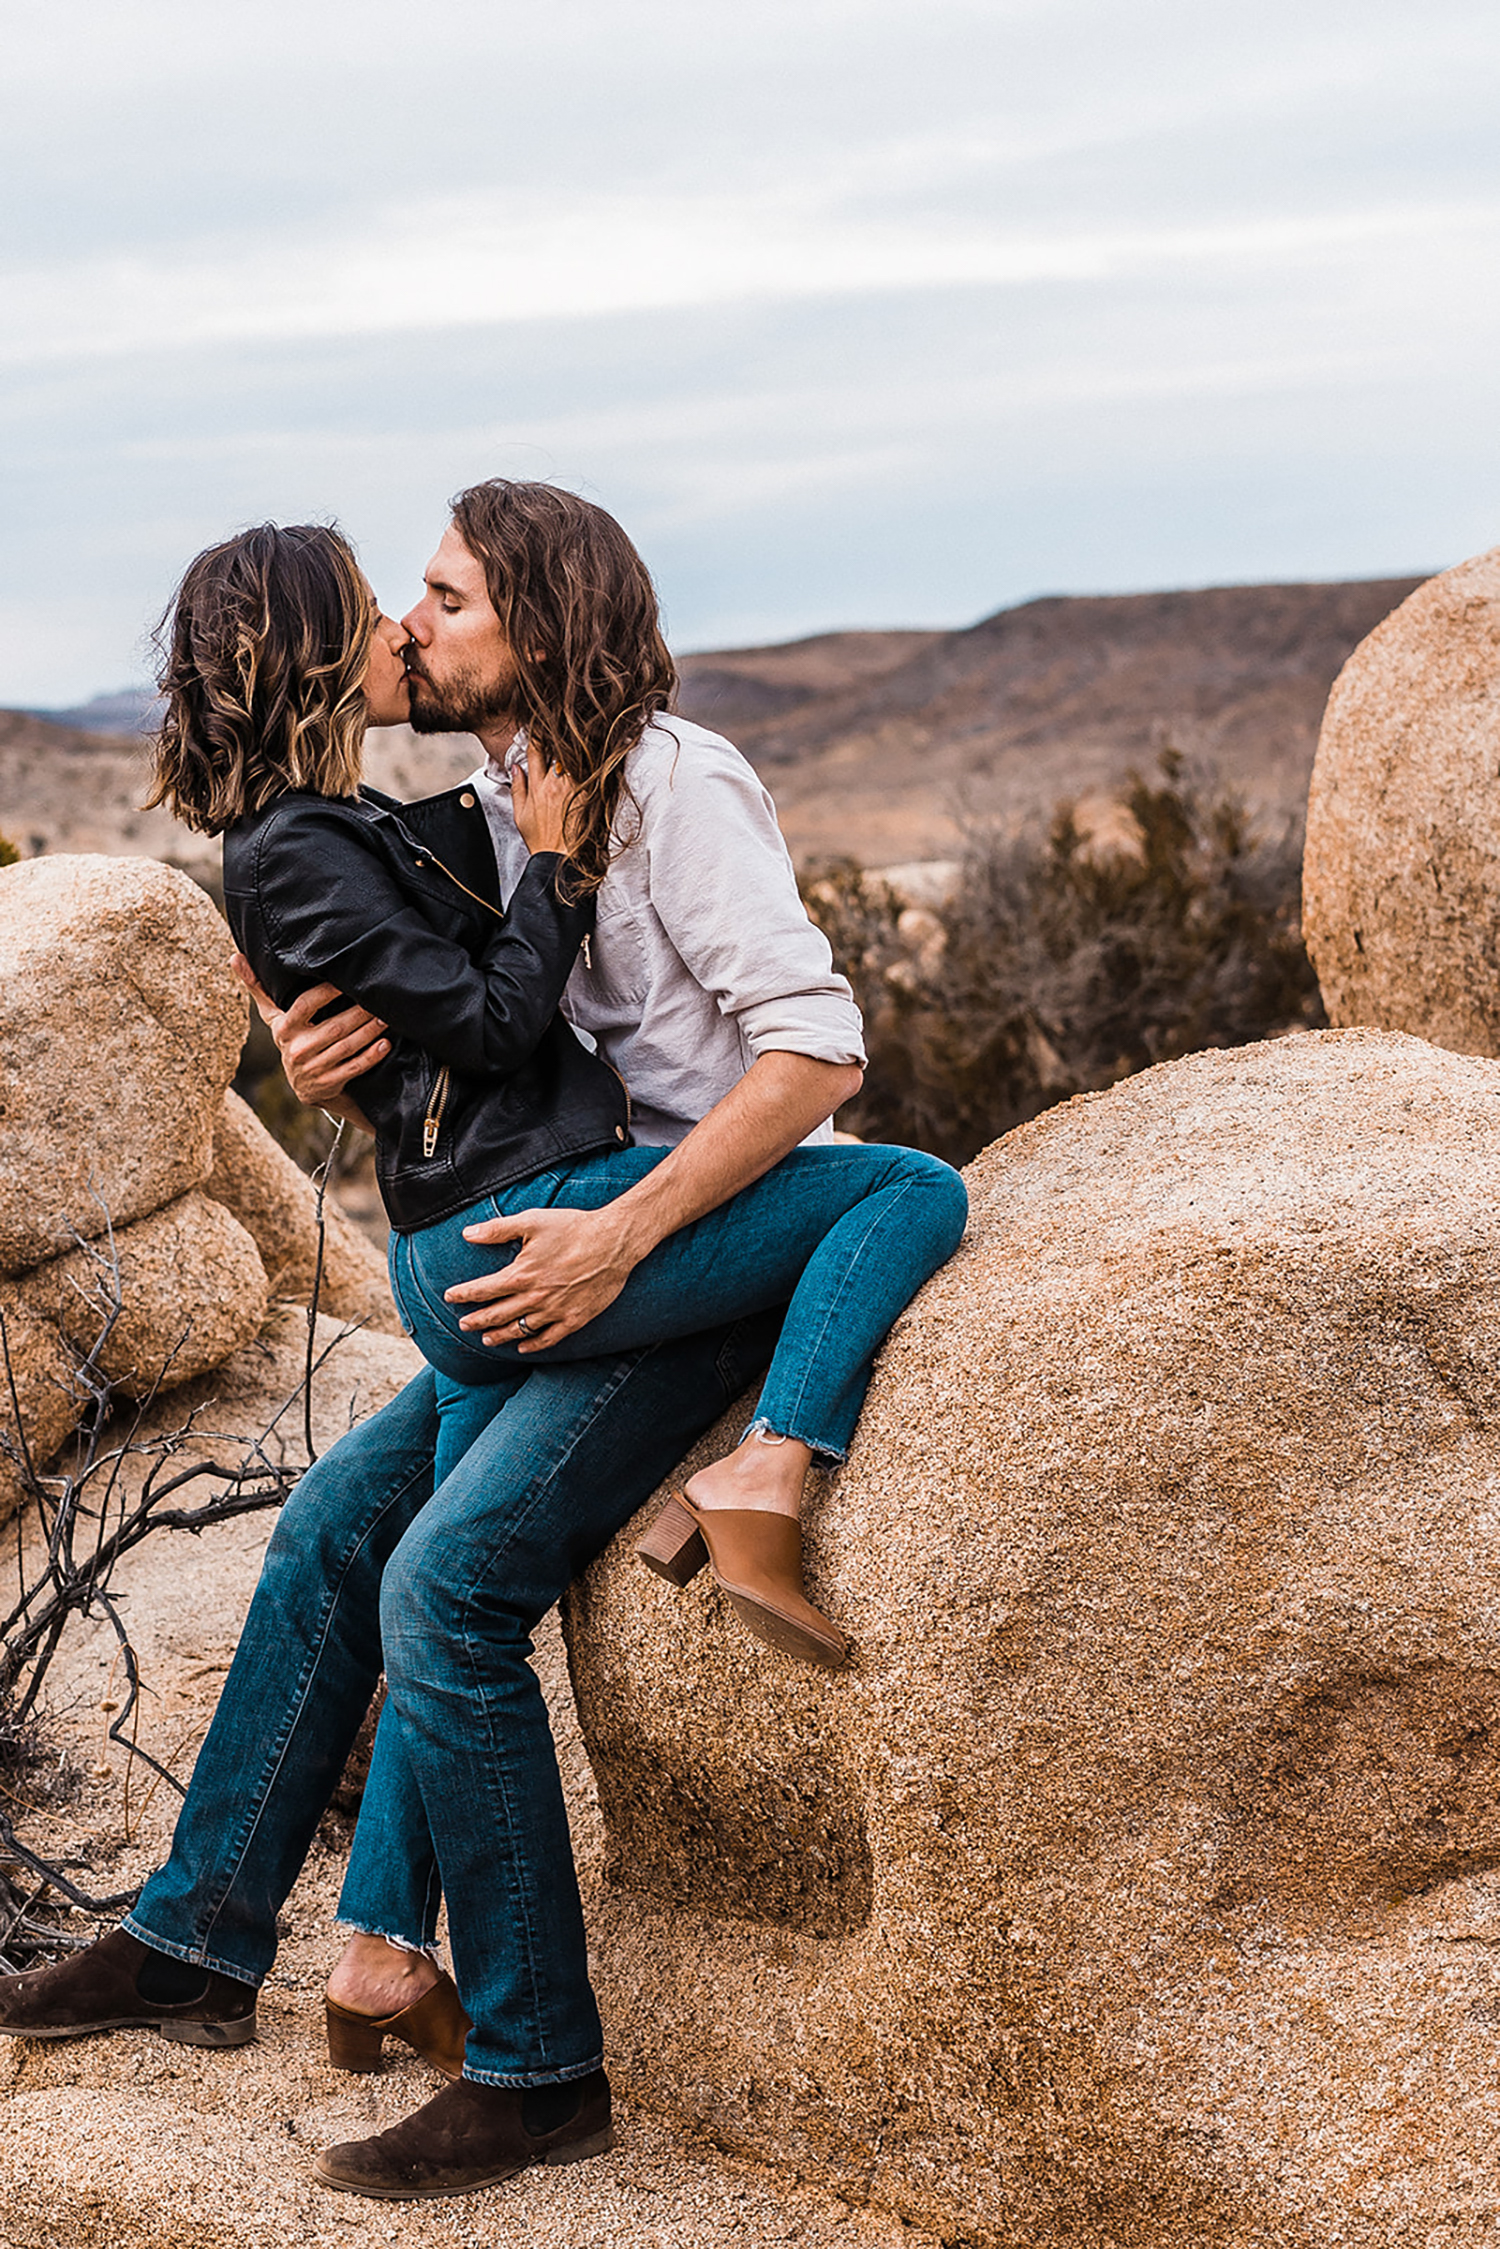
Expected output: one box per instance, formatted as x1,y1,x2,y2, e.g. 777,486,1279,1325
423,1066,450,1158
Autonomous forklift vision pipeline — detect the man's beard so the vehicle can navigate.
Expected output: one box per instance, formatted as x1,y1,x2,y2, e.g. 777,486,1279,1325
406,660,517,737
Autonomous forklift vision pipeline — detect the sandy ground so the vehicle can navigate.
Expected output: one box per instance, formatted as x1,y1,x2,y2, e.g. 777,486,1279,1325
0,1311,937,2249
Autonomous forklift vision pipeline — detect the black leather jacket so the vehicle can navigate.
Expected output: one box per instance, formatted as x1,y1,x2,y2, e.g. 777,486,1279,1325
223,781,630,1232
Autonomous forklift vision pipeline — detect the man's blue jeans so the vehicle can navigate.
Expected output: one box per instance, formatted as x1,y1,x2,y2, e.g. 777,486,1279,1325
126,1313,782,2085
390,1141,970,1464
332,1141,968,2000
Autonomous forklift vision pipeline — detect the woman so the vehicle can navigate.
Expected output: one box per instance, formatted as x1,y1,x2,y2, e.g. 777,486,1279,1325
153,519,967,1686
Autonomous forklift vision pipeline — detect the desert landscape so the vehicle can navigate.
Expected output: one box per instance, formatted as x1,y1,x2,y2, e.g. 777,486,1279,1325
13,559,1500,2247
5,574,1422,880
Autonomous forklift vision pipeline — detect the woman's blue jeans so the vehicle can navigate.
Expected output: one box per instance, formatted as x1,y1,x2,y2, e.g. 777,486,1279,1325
126,1316,783,2085
337,1141,967,1998
126,1146,966,2086
389,1141,969,1465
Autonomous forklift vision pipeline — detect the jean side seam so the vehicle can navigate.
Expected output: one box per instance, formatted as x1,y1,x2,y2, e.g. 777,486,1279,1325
417,1348,646,2073
765,1174,927,1452
190,1457,434,1959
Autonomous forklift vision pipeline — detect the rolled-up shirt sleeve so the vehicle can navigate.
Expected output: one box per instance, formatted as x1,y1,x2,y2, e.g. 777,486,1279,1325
640,739,866,1067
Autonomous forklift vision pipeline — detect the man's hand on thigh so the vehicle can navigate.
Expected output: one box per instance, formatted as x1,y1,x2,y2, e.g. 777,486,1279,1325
446,1206,640,1351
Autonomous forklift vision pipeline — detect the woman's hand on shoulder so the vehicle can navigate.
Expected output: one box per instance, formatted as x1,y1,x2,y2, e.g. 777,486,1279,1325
510,754,583,858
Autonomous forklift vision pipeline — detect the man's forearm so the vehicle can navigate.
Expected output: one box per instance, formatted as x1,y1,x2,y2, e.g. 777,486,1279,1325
602,1052,863,1264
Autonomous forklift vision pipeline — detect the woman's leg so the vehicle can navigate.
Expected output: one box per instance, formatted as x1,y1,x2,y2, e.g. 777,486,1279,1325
393,1142,968,1465
331,1369,529,2018
363,1315,782,2086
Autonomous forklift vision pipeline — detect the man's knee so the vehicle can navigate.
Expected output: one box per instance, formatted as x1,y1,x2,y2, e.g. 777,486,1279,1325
380,1513,539,1678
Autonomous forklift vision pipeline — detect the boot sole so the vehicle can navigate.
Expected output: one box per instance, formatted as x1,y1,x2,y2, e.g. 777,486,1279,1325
313,2124,615,2200
723,1590,847,1669
0,2011,256,2047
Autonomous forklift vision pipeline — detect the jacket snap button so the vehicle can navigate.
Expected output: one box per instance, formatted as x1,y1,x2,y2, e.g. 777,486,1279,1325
615,1125,626,1141
460,792,476,808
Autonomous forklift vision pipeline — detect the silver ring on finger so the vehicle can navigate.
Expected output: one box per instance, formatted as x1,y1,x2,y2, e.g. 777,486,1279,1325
516,1313,532,1336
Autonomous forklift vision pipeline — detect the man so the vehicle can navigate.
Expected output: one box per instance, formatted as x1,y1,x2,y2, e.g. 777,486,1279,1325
0,482,866,2202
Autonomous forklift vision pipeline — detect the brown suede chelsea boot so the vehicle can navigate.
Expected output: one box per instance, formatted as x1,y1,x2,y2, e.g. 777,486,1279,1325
314,2068,613,2200
0,1928,256,2046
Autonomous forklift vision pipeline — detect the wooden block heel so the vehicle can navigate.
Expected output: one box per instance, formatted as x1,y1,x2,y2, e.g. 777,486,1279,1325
326,2000,386,2072
325,1970,471,2078
634,1494,709,1587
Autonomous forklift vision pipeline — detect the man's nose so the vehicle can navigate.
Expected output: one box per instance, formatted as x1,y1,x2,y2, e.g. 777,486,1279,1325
400,604,427,643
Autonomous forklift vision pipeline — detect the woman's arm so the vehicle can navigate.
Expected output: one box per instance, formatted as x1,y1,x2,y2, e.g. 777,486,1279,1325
243,799,592,1082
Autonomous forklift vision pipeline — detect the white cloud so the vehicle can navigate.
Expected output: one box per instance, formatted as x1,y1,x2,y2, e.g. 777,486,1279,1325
5,0,1500,696
3,184,1495,365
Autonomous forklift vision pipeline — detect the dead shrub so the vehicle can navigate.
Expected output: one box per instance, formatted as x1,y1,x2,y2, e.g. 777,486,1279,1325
807,752,1325,1167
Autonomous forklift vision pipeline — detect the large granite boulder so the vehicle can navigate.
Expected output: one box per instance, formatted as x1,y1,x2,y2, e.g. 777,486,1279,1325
0,855,246,1274
12,1190,267,1398
0,853,399,1508
569,1028,1500,2249
0,1192,268,1521
208,1090,400,1333
1303,549,1500,1052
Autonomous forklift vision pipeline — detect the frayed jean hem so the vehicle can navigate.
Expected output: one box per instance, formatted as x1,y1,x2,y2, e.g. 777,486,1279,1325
741,1413,847,1468
333,1918,439,1961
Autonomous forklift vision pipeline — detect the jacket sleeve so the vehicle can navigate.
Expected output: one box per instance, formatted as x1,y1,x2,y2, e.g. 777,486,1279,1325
639,738,866,1066
249,801,592,1080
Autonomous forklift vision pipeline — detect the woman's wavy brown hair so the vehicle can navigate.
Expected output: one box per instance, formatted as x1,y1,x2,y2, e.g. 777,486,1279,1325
146,522,373,835
448,481,677,897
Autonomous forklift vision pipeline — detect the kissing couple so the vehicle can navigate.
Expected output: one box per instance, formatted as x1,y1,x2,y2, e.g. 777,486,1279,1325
0,479,967,2204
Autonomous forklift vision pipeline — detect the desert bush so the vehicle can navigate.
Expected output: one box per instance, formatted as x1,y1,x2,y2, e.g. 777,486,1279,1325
0,833,19,868
807,752,1325,1167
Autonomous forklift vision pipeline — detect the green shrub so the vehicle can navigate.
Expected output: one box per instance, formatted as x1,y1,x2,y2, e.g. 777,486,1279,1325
0,833,19,868
806,752,1325,1167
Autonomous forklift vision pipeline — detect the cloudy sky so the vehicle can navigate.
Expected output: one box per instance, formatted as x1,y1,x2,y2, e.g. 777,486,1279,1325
4,0,1500,703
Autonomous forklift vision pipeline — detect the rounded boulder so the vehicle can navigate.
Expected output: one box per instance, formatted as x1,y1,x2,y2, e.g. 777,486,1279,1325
0,854,246,1275
568,1028,1500,2249
1304,548,1500,1052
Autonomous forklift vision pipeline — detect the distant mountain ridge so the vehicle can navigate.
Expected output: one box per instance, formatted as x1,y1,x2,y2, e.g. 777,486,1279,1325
28,687,164,734
6,575,1425,873
674,576,1426,863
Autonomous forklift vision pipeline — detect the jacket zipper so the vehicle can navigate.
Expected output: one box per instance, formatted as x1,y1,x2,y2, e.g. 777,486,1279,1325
411,846,609,1153
423,1066,450,1158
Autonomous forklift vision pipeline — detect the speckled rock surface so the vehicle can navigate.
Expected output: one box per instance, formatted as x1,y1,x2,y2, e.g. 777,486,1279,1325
16,1189,268,1398
0,1311,936,2249
569,1027,1500,2249
0,1284,81,1488
0,854,247,1275
209,1089,401,1333
1304,549,1500,1052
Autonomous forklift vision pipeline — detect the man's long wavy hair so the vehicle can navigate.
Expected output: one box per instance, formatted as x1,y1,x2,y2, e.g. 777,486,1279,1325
449,481,677,897
146,522,373,835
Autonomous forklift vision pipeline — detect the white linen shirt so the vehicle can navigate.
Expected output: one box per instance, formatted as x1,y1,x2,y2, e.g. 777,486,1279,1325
472,715,865,1148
